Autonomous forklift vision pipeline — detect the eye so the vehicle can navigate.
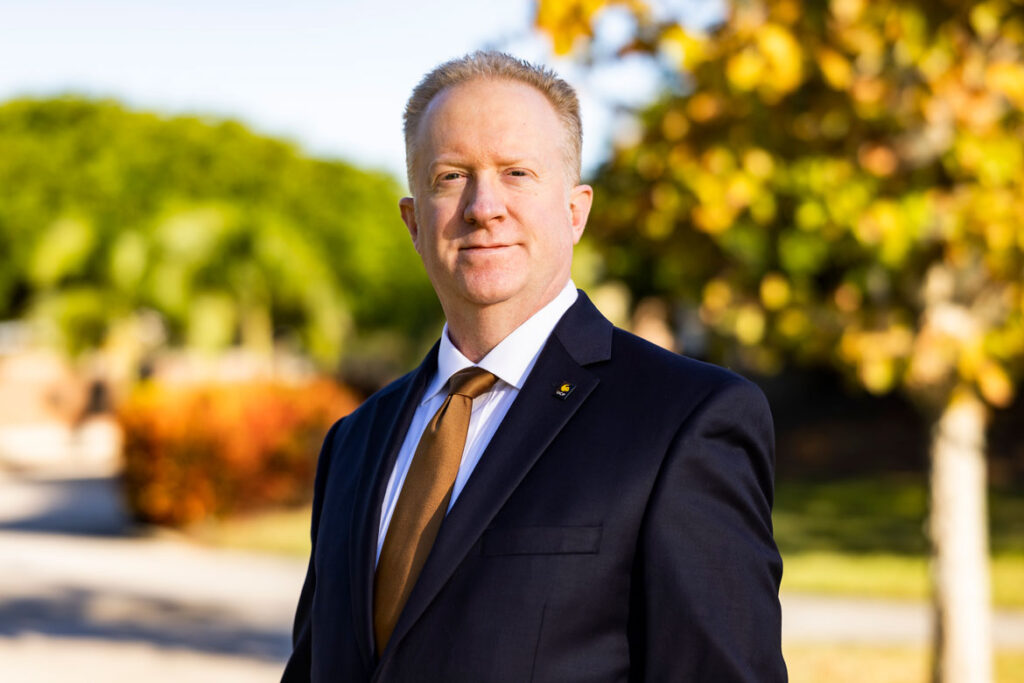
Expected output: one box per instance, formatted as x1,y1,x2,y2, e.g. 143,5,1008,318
439,171,463,181
506,168,530,178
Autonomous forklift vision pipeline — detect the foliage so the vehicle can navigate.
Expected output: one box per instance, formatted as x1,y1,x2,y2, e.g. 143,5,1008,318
539,5,1024,670
536,0,1024,411
0,97,439,366
118,379,359,526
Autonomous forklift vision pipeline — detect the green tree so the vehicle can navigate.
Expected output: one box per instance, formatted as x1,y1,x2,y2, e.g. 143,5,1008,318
0,97,438,367
537,0,1024,680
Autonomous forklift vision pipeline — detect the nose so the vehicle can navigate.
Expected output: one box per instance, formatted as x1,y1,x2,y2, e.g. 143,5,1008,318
463,174,507,225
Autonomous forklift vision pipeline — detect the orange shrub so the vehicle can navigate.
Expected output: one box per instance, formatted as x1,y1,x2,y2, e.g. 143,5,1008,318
118,379,359,526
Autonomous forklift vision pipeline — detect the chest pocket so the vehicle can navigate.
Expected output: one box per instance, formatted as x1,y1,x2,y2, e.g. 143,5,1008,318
481,525,602,556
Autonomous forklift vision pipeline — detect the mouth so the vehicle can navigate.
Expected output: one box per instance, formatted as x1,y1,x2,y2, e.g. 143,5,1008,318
460,243,514,253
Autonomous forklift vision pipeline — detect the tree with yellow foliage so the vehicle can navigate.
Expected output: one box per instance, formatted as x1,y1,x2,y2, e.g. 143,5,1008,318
536,0,1024,680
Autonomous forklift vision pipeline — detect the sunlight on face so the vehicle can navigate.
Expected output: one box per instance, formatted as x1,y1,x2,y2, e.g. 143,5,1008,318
400,78,592,323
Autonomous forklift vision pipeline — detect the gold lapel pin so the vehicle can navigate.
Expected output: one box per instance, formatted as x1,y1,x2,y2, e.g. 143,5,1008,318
554,381,575,400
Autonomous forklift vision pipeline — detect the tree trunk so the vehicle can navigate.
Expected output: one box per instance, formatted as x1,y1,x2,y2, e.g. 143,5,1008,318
241,304,274,357
929,386,992,683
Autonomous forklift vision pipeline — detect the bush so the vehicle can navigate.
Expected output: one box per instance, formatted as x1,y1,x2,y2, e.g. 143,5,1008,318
118,379,359,526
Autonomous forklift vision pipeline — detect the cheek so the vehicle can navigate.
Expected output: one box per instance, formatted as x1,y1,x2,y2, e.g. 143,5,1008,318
416,218,459,266
412,208,443,247
410,222,428,256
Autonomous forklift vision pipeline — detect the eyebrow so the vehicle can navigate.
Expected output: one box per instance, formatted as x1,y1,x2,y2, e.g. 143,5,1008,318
428,159,469,174
427,156,538,174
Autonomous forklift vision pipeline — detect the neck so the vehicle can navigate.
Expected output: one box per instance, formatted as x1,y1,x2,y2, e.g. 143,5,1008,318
444,306,529,364
443,286,565,363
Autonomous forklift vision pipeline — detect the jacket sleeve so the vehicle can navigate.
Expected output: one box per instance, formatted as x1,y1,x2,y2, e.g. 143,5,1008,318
632,377,787,682
280,418,342,683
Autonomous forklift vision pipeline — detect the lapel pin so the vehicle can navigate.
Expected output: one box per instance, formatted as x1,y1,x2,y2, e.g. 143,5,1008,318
554,381,575,400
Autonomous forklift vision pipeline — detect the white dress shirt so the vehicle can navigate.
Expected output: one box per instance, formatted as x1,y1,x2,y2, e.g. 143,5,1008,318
375,280,579,563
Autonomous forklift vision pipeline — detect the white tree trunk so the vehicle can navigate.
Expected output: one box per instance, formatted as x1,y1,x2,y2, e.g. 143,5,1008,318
929,387,993,683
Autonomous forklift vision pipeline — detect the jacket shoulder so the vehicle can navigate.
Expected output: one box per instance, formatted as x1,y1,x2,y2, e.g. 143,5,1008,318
603,327,774,454
609,326,760,393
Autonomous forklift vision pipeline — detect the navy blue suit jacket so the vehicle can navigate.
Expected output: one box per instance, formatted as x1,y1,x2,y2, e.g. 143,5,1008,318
282,292,786,682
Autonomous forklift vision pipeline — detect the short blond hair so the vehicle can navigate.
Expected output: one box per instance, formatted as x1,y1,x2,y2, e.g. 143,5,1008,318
403,51,582,189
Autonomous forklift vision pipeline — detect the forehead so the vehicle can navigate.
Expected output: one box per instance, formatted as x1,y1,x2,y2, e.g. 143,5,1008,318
415,78,565,161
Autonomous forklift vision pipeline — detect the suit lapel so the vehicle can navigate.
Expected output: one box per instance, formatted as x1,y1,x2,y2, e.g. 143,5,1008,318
348,346,437,667
380,292,613,659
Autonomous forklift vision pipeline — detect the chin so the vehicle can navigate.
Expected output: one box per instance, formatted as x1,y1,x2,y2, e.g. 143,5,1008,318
456,273,525,308
460,286,520,307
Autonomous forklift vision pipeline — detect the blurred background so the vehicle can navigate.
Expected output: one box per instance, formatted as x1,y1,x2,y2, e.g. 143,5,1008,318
1,0,1023,681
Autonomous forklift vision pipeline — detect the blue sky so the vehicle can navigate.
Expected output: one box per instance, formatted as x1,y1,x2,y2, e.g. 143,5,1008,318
0,0,679,185
0,1,728,183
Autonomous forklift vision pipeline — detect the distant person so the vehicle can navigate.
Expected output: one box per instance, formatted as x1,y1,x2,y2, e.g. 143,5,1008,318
283,51,786,682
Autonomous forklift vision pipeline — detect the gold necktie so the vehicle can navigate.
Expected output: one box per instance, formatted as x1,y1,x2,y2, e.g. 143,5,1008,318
373,367,498,652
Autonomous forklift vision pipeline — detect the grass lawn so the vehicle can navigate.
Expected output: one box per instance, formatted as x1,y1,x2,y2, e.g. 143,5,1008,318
774,476,1024,607
186,475,1024,608
782,551,1024,607
185,505,312,557
783,644,1024,682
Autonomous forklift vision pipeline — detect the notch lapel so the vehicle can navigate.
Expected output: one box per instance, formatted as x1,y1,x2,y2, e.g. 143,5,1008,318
347,346,437,668
379,293,613,661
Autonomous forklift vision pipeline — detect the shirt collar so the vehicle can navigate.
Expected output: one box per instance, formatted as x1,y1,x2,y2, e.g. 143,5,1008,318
422,280,579,404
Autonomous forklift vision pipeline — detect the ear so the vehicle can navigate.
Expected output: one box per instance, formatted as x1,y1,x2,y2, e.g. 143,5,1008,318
399,196,418,245
569,184,593,244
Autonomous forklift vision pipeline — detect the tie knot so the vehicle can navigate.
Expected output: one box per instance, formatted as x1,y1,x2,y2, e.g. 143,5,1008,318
448,367,498,400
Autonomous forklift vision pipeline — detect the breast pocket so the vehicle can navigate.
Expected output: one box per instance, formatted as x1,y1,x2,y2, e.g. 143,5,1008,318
481,525,602,556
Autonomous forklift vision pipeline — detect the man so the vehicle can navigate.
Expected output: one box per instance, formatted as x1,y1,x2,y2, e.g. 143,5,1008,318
283,51,786,682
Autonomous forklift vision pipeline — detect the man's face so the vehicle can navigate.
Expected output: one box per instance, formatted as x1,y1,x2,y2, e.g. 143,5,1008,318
400,78,592,322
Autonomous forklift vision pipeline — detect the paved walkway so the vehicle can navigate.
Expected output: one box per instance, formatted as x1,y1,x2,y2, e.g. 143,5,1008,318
0,470,303,682
1,470,1023,682
0,531,302,682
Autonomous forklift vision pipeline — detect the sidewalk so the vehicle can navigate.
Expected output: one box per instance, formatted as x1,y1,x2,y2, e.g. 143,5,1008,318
0,470,304,682
1,470,1022,682
0,531,303,682
782,593,1024,650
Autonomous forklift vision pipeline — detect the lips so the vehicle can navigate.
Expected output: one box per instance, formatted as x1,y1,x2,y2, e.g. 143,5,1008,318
460,244,513,252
